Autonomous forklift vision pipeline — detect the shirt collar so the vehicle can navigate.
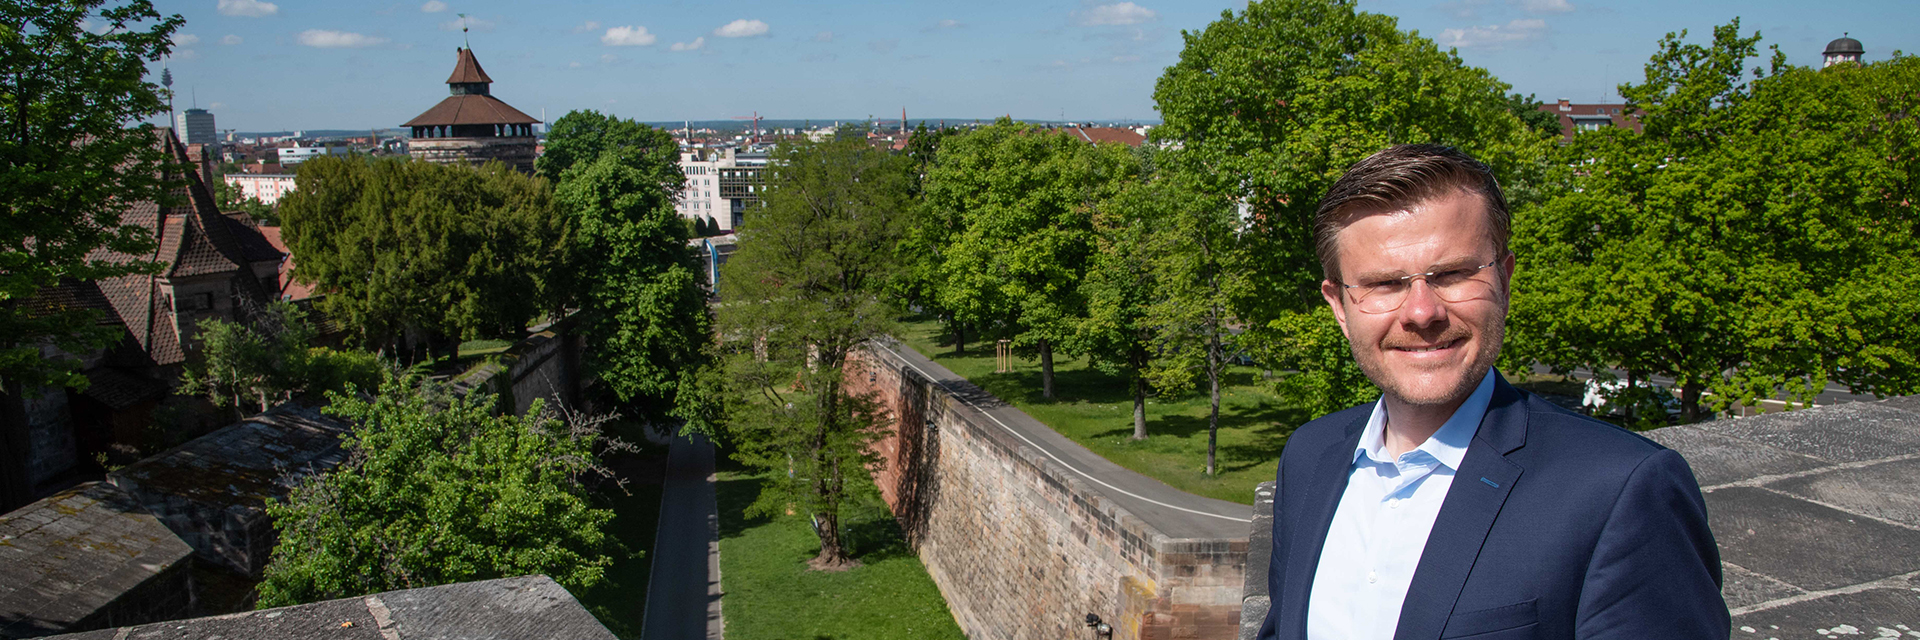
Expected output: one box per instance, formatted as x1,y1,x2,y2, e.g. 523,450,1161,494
1353,367,1499,470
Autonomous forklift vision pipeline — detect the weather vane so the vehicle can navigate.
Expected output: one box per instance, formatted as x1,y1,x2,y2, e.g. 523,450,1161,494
458,13,470,48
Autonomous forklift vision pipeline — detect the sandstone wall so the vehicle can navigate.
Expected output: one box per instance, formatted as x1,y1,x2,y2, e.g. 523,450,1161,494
452,317,584,418
850,343,1247,640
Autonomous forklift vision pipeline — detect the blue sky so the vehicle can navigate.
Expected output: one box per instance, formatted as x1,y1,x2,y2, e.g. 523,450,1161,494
149,0,1919,132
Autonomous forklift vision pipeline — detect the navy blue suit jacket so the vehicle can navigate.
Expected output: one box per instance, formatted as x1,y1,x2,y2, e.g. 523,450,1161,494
1256,372,1728,639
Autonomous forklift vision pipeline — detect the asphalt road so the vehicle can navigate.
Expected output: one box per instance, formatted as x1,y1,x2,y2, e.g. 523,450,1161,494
640,433,723,640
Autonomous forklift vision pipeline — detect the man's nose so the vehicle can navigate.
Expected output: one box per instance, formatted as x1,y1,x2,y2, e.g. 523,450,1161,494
1400,279,1448,328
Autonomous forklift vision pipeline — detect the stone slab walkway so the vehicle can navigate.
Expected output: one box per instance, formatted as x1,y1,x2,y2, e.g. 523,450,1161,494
1646,397,1920,637
641,433,724,640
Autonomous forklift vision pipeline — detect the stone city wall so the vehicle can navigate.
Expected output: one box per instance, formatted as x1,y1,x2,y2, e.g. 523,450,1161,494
850,343,1246,640
452,317,584,418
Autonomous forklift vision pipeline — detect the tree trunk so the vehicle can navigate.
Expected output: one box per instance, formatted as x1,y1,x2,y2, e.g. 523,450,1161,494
1207,358,1220,477
1680,381,1705,423
1039,338,1055,399
1132,373,1148,440
953,319,966,355
1625,370,1638,423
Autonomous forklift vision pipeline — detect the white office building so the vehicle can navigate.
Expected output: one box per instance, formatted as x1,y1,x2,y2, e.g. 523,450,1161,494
278,145,346,165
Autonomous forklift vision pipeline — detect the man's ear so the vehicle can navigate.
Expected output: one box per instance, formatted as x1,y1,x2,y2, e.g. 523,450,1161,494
1321,279,1352,339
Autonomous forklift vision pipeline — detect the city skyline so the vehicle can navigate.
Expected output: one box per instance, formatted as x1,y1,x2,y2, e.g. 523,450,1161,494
148,0,1919,132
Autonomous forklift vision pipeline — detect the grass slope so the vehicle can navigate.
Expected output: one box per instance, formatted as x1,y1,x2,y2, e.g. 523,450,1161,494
715,457,965,640
894,317,1305,505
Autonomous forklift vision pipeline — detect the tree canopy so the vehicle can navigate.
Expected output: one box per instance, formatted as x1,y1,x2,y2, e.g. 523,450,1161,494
923,119,1139,398
1508,22,1920,420
258,374,617,607
1,0,183,389
715,133,911,569
551,135,711,417
277,156,567,357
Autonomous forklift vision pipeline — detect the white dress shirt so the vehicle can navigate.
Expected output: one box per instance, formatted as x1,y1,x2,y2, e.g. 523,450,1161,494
1306,369,1498,640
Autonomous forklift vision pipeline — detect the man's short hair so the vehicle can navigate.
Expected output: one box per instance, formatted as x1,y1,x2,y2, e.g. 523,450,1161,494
1313,144,1510,282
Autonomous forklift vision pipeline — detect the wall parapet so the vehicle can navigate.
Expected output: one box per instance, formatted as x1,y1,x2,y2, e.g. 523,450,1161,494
852,337,1254,640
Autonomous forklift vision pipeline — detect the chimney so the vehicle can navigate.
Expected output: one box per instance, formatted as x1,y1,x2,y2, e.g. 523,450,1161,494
1557,98,1572,111
186,143,215,190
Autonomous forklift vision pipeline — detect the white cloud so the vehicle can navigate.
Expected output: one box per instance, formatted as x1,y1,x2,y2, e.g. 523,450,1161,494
442,16,495,32
297,29,389,48
600,53,619,63
670,37,705,51
573,20,600,33
217,0,279,17
173,33,200,47
1074,2,1157,26
1435,0,1488,19
937,19,962,29
814,30,834,42
869,39,898,53
220,34,243,45
421,0,447,12
210,102,225,109
568,61,583,68
601,25,656,46
713,19,769,38
1438,18,1547,48
1516,0,1574,13
1112,54,1141,63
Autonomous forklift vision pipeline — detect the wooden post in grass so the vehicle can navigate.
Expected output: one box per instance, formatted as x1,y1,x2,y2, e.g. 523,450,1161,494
995,339,1012,373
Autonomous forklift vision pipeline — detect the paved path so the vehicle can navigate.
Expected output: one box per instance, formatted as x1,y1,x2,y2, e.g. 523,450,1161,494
641,433,723,640
871,338,1250,540
1645,397,1920,636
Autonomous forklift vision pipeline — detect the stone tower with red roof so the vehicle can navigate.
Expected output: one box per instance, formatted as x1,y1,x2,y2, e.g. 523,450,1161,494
403,48,541,173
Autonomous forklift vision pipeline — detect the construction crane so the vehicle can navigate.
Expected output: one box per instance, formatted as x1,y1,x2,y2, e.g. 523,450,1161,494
730,111,762,145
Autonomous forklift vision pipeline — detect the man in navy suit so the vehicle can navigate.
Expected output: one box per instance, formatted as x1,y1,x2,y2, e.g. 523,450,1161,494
1255,144,1727,639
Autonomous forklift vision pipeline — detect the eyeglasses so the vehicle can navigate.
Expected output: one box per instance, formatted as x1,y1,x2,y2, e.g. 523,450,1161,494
1338,259,1502,314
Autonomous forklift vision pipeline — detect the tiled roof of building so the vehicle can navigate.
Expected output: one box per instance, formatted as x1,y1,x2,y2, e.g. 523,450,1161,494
81,367,170,410
402,94,540,127
80,130,281,366
1065,126,1147,146
257,226,316,301
20,278,119,321
445,47,494,84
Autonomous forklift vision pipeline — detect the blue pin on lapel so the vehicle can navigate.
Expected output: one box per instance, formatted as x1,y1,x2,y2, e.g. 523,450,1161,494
1481,477,1500,488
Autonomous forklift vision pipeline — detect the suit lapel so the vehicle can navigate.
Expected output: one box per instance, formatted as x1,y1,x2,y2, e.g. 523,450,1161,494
1281,411,1368,636
1392,375,1529,640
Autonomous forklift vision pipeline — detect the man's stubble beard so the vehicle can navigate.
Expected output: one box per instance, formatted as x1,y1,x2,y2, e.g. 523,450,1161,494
1348,303,1507,408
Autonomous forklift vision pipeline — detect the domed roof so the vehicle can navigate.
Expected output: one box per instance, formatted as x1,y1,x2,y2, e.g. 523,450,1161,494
1825,34,1864,56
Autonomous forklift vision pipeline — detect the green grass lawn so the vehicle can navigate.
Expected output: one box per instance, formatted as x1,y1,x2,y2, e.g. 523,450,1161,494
715,456,965,640
894,317,1305,505
577,421,669,639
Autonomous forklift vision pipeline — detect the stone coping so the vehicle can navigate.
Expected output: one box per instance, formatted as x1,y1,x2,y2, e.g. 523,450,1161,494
46,575,616,640
106,403,350,513
0,482,193,639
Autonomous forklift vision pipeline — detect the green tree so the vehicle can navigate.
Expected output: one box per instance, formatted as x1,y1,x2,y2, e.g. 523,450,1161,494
277,156,567,359
894,124,969,349
1151,0,1551,414
178,301,384,418
1141,176,1243,475
924,120,1138,398
553,142,711,419
1,0,183,389
1074,159,1167,440
537,109,682,189
180,301,317,416
715,134,910,569
258,373,616,607
1509,22,1920,421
